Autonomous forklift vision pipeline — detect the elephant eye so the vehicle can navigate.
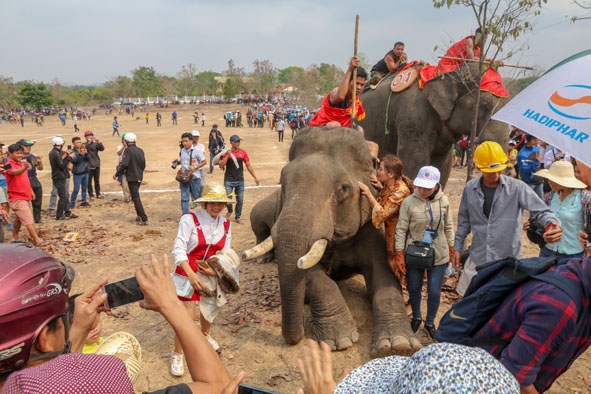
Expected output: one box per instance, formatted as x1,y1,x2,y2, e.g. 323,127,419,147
335,182,352,203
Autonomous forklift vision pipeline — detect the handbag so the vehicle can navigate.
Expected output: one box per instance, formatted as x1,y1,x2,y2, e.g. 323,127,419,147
405,241,435,269
175,168,192,184
405,200,442,270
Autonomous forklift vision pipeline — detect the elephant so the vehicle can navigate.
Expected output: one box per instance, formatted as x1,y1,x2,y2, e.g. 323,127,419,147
243,127,422,357
359,63,509,188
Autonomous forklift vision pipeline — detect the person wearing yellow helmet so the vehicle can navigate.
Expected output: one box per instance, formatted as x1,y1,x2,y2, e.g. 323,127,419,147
452,141,562,295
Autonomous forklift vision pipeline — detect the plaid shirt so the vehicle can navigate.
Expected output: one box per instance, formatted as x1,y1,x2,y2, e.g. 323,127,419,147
474,258,591,392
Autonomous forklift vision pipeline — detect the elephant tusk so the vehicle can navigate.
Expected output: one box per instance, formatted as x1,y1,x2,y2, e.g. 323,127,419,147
242,236,274,261
297,239,328,270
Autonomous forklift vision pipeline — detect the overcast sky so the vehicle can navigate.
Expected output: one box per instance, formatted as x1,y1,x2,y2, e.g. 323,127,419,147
1,0,589,85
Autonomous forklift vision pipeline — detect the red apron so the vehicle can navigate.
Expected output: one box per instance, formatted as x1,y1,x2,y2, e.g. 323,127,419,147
175,212,230,301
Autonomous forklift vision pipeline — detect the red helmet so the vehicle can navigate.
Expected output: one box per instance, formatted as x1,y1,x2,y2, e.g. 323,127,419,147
84,130,94,137
0,243,74,373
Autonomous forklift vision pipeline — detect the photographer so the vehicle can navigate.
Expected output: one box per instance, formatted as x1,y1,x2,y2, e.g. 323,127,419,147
208,128,224,174
48,136,78,221
0,244,232,393
176,132,206,215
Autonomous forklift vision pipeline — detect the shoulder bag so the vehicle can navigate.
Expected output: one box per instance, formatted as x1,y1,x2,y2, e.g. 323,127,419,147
405,200,442,270
176,149,193,184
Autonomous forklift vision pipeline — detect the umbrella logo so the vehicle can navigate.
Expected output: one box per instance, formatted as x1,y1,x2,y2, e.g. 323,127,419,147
548,84,591,121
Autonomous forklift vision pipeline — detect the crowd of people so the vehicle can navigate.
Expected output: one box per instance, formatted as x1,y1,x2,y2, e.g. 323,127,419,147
2,30,591,394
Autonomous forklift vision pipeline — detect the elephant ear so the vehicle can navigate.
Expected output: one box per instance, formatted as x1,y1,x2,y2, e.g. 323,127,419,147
423,65,480,121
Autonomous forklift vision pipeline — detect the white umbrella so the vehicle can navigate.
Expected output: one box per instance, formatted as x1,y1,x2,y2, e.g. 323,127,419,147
492,49,591,166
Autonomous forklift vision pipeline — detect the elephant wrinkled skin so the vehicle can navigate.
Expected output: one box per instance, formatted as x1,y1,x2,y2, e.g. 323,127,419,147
245,127,422,357
360,63,509,188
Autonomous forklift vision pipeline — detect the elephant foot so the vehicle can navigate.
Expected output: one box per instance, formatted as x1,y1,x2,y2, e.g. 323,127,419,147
371,334,422,358
309,319,359,351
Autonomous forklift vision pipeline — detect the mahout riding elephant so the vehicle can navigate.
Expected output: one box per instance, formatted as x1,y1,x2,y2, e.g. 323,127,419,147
359,63,509,188
243,127,422,357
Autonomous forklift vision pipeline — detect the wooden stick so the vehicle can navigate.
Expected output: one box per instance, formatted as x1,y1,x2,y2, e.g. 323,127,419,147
438,56,534,70
351,15,359,126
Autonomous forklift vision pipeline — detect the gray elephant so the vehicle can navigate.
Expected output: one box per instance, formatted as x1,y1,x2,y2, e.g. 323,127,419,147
360,63,509,187
243,127,422,357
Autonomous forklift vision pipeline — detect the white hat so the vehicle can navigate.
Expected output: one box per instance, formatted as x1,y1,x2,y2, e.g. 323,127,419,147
413,166,440,188
95,332,142,383
191,130,200,137
536,161,587,189
52,136,65,146
124,133,137,142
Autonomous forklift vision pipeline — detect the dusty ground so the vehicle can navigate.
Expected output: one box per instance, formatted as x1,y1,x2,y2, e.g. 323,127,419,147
1,105,589,393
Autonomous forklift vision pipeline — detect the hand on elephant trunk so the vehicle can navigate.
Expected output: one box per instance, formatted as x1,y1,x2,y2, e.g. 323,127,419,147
296,339,337,394
368,174,382,190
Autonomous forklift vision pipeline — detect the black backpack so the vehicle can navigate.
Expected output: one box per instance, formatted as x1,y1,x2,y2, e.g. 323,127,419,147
435,256,582,349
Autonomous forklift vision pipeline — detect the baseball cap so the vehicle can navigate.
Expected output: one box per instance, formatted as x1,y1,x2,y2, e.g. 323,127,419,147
16,139,34,146
191,130,200,137
508,140,516,145
413,166,440,189
230,135,241,142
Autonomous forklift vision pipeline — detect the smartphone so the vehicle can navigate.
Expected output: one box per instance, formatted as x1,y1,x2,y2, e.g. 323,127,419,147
2,163,11,170
67,145,72,150
545,223,556,233
102,276,144,310
237,384,279,394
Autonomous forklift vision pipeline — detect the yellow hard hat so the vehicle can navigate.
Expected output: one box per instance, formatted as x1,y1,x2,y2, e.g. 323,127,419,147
473,141,509,173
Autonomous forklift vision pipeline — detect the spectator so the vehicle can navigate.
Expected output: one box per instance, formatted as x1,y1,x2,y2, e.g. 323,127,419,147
504,139,518,178
277,117,285,142
145,112,149,124
543,145,569,170
208,128,224,174
453,141,560,295
156,112,162,127
4,144,42,244
536,161,590,261
297,340,519,394
19,139,44,223
201,112,206,127
192,130,207,194
83,130,105,201
358,154,413,280
115,135,131,203
473,256,591,393
0,141,10,231
73,114,80,133
112,116,120,137
48,137,78,221
69,137,90,209
172,111,178,125
0,244,232,393
395,166,454,338
517,135,544,199
170,183,239,376
218,135,260,224
113,133,147,225
177,132,206,214
509,126,526,152
458,134,469,167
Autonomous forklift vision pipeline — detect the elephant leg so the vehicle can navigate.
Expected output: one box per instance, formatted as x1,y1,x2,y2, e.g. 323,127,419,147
305,268,359,351
364,262,422,358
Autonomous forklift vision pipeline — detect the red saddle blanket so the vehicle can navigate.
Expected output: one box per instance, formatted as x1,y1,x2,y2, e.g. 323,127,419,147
418,63,509,98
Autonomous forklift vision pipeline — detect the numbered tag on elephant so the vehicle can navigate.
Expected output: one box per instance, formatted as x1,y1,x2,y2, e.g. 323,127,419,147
391,68,418,93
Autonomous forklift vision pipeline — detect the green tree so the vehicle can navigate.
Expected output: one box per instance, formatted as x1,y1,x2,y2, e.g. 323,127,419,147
176,63,197,97
278,66,304,84
16,82,54,109
252,59,277,96
223,59,247,98
91,86,113,104
0,76,17,109
194,71,221,96
433,0,547,181
106,76,133,99
131,66,163,97
315,63,344,97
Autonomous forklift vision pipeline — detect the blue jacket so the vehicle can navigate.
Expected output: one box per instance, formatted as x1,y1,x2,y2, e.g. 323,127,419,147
71,149,89,175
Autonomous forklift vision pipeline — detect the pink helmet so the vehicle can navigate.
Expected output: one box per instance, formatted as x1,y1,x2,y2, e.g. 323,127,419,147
0,243,74,373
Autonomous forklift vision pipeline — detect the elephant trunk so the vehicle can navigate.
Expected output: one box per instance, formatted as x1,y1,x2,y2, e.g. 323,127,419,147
242,236,274,261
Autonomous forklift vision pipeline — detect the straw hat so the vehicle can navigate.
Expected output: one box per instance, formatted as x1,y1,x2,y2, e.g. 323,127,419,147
196,182,234,203
535,161,587,189
95,332,142,383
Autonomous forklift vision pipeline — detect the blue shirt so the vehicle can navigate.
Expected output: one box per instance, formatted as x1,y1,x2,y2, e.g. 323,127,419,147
546,190,584,255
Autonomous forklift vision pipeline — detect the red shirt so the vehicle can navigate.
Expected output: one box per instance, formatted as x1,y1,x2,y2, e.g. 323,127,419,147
438,35,481,74
5,158,32,201
309,93,366,128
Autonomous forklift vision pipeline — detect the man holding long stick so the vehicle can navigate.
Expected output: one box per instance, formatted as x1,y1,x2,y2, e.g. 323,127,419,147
308,56,367,133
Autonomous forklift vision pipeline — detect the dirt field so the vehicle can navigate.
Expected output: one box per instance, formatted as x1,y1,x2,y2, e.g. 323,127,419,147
1,105,589,393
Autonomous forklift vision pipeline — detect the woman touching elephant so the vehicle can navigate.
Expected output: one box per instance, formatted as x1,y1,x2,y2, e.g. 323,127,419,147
395,166,454,339
358,154,414,279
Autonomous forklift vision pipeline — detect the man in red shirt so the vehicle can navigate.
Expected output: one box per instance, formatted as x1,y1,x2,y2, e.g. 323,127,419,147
4,143,41,244
437,28,484,74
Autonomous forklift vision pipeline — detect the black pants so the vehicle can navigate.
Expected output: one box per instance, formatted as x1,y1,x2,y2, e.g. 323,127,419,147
278,130,284,142
32,185,43,223
128,181,147,222
54,179,70,218
88,168,101,197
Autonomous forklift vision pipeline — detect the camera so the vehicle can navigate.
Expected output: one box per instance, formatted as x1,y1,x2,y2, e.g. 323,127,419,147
171,159,181,169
